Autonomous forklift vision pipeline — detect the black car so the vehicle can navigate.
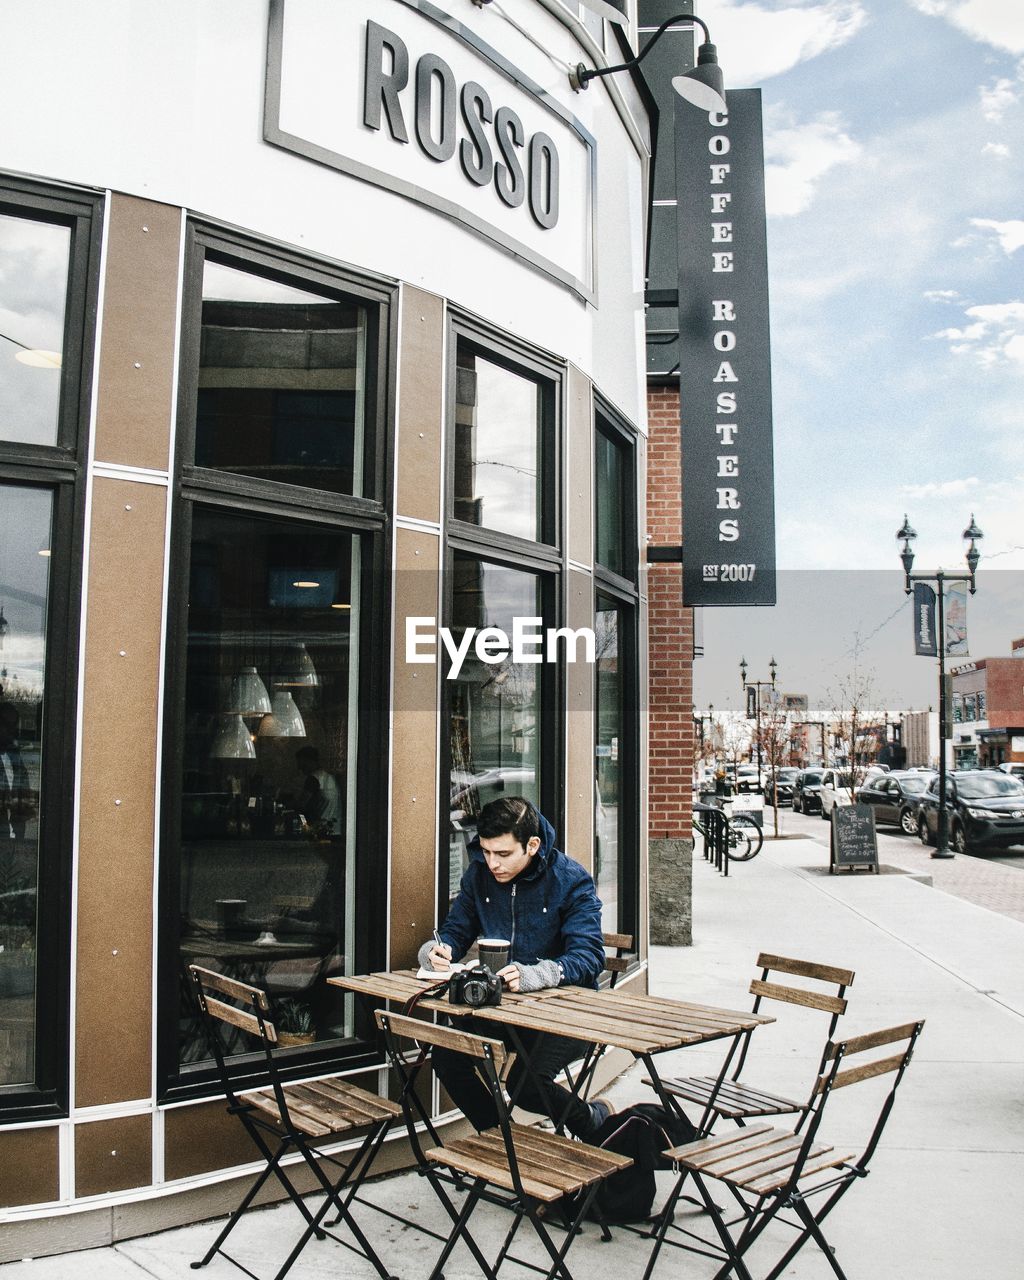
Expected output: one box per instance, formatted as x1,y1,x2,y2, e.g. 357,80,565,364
917,770,1024,854
765,767,801,806
792,769,825,814
856,770,935,835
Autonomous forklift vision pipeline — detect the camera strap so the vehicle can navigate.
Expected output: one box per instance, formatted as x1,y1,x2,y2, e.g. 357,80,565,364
401,977,451,1017
399,977,452,1073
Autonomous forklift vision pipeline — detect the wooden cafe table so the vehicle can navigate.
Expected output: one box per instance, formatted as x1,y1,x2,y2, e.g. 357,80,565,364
329,971,774,1133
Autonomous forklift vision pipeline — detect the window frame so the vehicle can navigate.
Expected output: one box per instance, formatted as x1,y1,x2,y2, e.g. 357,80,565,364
592,398,640,950
439,315,567,920
437,544,565,923
445,312,562,560
156,224,397,1103
0,177,102,1122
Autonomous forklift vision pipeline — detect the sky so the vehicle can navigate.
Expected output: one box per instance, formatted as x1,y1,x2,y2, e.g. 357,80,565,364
686,0,1024,709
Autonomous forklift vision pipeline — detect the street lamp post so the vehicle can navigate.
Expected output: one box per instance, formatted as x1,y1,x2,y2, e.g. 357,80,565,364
897,514,983,858
739,656,777,793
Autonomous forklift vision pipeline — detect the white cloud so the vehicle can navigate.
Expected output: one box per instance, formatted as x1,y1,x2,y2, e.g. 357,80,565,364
923,289,963,303
970,217,1024,253
979,77,1018,121
899,477,981,499
909,0,1024,55
698,1,867,84
763,112,862,215
928,298,1024,366
982,141,1011,157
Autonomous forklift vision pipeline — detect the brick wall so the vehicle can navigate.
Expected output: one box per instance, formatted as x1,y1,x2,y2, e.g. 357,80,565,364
980,659,1024,727
647,386,695,839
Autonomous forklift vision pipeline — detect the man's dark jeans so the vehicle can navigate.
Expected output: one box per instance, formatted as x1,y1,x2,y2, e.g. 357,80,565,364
432,1018,596,1139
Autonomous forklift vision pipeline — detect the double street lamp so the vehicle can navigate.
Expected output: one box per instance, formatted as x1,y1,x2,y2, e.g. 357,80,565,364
739,655,777,790
897,514,983,858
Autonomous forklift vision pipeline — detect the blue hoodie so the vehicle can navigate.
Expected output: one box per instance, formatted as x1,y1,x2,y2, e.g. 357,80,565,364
438,810,605,989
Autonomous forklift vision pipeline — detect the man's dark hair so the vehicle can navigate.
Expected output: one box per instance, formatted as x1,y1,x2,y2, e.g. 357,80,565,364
476,796,540,846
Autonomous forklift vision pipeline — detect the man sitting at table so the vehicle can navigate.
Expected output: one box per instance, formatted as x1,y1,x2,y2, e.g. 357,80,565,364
418,796,612,1140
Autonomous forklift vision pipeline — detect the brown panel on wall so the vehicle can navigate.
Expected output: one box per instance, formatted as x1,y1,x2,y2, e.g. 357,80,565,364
75,1114,152,1197
390,528,441,968
94,194,181,471
0,1127,59,1208
565,569,595,872
76,478,167,1106
396,286,444,524
164,1100,255,1181
567,365,593,569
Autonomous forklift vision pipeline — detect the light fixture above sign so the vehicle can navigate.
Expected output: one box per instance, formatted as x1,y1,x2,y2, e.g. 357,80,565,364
570,12,726,116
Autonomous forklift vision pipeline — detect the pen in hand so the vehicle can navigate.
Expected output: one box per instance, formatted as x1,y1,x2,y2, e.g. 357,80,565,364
431,930,452,972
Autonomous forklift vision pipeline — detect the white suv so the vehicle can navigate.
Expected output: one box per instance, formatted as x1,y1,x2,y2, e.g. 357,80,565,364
819,769,855,819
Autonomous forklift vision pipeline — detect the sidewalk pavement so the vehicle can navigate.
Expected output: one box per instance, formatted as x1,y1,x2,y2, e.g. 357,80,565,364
3,836,1022,1279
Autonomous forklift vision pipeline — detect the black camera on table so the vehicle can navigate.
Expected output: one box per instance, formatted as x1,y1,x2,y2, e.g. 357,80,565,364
448,965,502,1008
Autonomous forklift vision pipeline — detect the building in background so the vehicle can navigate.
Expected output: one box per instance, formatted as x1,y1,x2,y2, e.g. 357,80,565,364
0,0,654,1252
953,636,1024,768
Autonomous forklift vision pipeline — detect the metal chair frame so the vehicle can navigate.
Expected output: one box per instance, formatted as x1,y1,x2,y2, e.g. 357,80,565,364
652,953,855,1137
643,1019,926,1280
188,965,399,1280
377,1008,631,1280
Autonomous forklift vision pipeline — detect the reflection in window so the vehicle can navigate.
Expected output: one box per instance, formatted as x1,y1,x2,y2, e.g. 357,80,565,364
453,344,542,541
595,424,626,576
0,213,71,448
595,596,622,933
447,556,541,899
196,261,368,495
177,508,360,1064
0,484,52,1086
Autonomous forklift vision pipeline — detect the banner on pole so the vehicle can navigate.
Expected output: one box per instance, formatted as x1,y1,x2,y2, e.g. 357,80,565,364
945,582,968,656
913,582,937,656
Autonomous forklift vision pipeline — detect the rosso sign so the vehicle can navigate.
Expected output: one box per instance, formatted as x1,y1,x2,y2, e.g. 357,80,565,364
363,21,560,230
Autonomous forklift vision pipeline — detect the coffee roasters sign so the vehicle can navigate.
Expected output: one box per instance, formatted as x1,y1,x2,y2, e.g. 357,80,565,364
675,90,776,607
265,0,596,301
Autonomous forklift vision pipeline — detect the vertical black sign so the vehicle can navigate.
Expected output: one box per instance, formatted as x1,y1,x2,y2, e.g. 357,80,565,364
913,582,937,656
676,90,776,606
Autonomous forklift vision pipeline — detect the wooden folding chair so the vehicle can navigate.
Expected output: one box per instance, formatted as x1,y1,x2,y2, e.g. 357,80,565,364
376,1009,632,1280
188,965,401,1280
650,954,855,1132
643,1019,926,1280
602,931,635,989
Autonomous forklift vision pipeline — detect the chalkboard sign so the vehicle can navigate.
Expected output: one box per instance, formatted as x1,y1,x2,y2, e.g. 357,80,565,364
829,804,879,873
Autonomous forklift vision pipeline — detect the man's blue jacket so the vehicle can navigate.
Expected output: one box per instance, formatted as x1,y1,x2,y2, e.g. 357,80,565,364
438,811,605,989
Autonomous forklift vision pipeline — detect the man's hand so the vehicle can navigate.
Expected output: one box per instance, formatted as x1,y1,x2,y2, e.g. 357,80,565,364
497,963,521,992
427,941,452,971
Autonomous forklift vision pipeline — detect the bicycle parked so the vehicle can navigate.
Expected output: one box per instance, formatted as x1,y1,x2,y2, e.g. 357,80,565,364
692,805,764,861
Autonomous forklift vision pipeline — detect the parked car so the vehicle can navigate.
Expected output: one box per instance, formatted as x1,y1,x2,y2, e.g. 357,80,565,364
819,769,854,819
857,764,890,786
765,767,801,806
735,764,763,793
856,770,935,835
917,770,1024,853
791,768,825,814
997,762,1024,781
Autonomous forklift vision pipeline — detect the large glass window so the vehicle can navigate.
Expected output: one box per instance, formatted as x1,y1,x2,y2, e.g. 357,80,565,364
164,232,390,1094
0,213,70,448
196,260,369,496
176,509,360,1063
452,340,551,543
594,408,638,942
0,183,97,1120
0,486,52,1087
446,555,543,900
594,594,623,933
